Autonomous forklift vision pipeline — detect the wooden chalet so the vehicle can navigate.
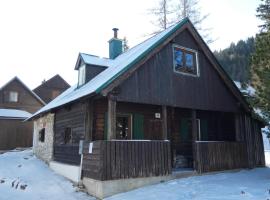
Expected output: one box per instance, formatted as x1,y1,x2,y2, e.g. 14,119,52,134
33,74,70,104
31,18,265,198
0,77,45,150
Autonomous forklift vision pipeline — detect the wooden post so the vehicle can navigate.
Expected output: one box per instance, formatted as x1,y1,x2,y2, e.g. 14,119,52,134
162,106,168,140
235,113,241,142
191,109,198,171
85,100,94,141
107,96,116,140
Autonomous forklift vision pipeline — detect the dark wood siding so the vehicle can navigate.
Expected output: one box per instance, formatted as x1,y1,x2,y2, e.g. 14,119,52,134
82,140,171,181
0,119,33,150
116,29,239,112
0,78,43,113
53,102,86,165
85,65,107,83
54,103,86,144
92,99,165,141
195,141,248,173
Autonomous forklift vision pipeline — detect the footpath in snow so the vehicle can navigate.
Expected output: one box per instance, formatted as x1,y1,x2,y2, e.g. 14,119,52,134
0,149,94,200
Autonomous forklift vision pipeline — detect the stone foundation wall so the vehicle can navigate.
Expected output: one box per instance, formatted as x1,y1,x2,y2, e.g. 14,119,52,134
33,113,54,163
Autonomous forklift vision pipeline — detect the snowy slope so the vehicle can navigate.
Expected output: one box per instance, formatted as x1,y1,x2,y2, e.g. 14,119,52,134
0,149,94,200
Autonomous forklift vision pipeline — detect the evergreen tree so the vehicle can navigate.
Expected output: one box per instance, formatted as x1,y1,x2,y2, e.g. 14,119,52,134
214,37,255,83
251,0,270,119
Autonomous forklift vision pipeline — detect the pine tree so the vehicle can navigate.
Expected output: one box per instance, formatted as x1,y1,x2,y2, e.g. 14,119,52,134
251,0,270,119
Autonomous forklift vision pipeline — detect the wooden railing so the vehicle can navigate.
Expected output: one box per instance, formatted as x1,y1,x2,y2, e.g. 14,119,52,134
54,145,81,165
195,141,249,173
82,140,172,181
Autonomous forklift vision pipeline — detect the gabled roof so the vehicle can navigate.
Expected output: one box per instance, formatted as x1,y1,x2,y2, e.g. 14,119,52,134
29,18,250,120
33,74,70,91
75,53,112,69
1,77,46,105
0,109,32,120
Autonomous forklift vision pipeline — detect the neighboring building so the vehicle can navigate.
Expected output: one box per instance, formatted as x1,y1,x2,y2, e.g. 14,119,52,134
33,74,70,104
0,77,45,150
30,18,265,199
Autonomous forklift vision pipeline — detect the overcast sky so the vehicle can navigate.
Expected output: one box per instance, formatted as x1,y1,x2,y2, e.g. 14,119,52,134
0,0,261,89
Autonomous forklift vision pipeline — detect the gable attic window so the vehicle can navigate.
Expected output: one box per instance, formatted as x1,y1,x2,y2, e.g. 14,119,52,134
78,65,86,87
8,91,18,102
39,128,45,142
173,45,199,76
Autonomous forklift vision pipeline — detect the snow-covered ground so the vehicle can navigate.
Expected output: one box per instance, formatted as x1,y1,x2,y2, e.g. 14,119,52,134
1,148,270,200
108,167,270,200
0,149,94,200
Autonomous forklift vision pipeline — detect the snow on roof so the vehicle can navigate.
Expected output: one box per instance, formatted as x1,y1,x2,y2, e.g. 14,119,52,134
30,18,189,119
80,53,112,67
0,109,32,119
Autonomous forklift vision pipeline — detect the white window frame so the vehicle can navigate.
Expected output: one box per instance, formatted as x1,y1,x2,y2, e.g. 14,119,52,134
9,91,18,102
172,44,200,77
78,65,86,87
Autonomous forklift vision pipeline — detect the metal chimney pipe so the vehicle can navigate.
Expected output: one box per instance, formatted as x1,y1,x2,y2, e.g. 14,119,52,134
112,28,119,38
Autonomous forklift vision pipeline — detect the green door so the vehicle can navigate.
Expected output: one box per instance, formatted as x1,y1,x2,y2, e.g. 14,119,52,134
180,118,192,141
133,113,144,139
200,119,208,141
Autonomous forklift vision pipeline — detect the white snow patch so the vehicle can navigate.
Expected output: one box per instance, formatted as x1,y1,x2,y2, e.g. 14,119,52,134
234,81,256,96
0,149,94,200
107,167,270,200
0,109,32,119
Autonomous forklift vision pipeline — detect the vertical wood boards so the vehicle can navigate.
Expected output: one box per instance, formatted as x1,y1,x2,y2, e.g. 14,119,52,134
107,97,116,140
82,140,171,181
115,29,240,113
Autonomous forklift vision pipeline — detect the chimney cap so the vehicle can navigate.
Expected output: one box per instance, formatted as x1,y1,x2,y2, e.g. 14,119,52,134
112,28,119,38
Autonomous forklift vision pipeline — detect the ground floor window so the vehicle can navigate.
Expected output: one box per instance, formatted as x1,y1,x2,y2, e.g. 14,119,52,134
116,114,132,140
39,128,45,142
64,127,72,144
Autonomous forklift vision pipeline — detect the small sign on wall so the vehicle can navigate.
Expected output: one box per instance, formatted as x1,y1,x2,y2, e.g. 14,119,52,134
155,113,161,119
79,140,83,155
89,142,93,154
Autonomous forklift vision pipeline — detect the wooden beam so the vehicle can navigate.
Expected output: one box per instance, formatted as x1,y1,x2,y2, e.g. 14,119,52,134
107,96,116,140
191,109,198,171
162,106,168,140
85,100,94,141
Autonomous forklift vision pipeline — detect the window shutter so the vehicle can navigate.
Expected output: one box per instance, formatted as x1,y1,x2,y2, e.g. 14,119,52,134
133,113,144,139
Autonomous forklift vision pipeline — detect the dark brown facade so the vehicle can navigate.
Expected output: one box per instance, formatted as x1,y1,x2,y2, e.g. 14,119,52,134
0,77,44,150
0,77,44,113
33,74,70,104
36,19,265,181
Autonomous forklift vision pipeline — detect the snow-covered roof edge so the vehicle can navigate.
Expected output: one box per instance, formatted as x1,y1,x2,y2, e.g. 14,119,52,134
0,109,32,119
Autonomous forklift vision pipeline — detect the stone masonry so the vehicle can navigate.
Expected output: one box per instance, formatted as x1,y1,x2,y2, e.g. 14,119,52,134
33,113,54,163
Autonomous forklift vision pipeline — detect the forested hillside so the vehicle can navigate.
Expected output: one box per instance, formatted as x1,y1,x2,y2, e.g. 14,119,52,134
214,37,255,83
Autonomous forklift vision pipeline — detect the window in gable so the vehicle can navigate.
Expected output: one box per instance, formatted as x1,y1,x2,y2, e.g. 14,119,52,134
78,65,86,87
173,45,199,76
8,91,18,102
